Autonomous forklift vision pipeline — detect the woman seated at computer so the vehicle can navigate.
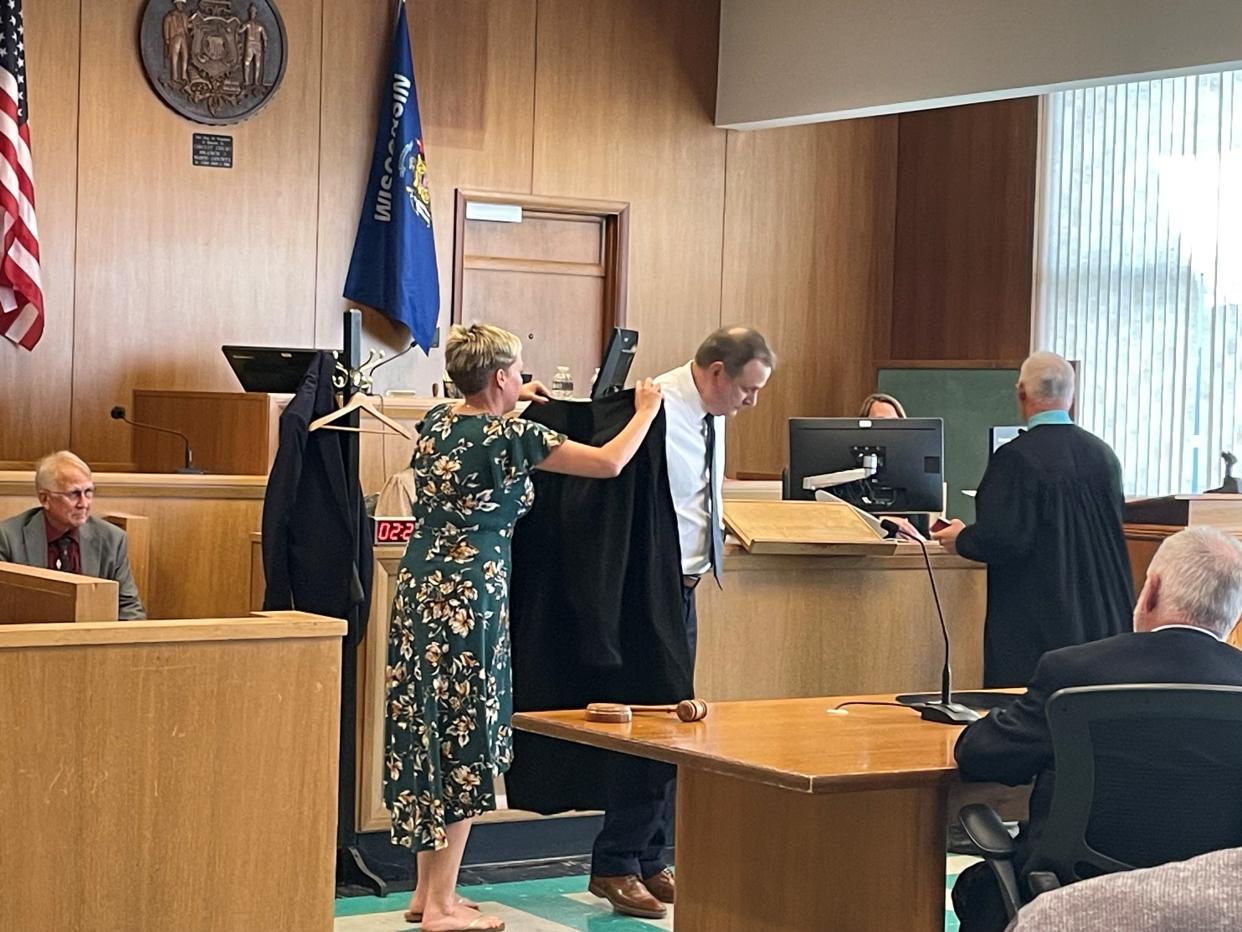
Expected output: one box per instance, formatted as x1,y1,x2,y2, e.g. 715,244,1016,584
858,392,907,419
849,392,931,539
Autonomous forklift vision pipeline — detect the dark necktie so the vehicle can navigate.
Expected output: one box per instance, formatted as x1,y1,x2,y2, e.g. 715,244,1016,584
54,535,73,572
704,413,723,588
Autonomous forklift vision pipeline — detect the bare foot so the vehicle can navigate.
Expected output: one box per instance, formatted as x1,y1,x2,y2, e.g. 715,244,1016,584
419,902,504,931
404,896,480,919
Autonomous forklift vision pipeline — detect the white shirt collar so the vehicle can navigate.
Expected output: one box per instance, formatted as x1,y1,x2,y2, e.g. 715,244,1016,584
1151,623,1224,642
670,361,710,419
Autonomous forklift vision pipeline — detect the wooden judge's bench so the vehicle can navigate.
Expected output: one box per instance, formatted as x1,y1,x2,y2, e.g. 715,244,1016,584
131,389,438,493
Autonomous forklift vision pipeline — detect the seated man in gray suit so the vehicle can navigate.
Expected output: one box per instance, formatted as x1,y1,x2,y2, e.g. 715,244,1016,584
0,451,146,620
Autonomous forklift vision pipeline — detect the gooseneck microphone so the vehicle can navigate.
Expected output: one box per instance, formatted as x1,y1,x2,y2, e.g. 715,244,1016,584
110,406,204,475
880,519,979,725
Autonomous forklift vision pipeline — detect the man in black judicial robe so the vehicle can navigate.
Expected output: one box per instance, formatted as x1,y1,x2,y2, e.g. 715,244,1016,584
506,388,693,820
510,329,774,920
934,352,1134,687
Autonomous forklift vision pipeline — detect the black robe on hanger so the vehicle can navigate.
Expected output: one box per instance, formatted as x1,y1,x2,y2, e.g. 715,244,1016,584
506,392,693,813
261,351,372,644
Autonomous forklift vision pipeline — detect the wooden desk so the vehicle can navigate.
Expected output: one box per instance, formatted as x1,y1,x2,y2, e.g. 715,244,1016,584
248,534,986,832
1,472,265,619
0,611,345,931
515,695,966,932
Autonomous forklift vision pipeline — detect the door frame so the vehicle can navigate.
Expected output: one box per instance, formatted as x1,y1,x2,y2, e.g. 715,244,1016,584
451,189,630,351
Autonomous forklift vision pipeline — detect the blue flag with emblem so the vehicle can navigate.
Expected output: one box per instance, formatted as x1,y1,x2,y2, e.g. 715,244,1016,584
344,0,439,350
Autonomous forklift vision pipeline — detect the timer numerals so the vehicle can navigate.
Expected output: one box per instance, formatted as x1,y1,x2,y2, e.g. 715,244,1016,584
374,519,416,543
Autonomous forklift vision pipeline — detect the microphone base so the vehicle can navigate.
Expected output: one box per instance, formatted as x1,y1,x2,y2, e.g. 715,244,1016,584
175,467,206,475
915,701,981,725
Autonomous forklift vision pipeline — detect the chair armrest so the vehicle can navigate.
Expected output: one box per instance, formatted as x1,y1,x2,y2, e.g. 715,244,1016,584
1026,871,1062,897
959,803,1017,859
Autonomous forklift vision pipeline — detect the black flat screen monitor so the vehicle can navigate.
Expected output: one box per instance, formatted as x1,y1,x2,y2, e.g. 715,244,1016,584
590,327,638,399
990,425,1024,455
785,417,944,513
222,345,318,393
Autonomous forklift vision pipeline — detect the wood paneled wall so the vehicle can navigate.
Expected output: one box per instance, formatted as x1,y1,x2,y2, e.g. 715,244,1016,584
882,98,1040,366
5,1,1036,476
722,120,899,475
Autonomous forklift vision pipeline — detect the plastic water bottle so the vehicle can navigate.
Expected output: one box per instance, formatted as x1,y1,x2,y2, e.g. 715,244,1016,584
552,366,574,400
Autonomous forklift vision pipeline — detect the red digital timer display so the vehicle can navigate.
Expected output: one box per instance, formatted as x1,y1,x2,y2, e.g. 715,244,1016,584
373,517,418,544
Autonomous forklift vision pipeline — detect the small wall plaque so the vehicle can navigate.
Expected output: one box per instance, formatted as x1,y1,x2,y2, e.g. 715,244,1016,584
192,132,234,168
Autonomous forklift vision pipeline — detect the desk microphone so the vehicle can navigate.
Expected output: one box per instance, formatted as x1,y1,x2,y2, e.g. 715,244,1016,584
110,406,204,475
880,519,979,725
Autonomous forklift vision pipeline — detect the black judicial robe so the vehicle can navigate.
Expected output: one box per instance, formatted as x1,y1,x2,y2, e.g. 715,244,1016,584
957,424,1134,687
506,392,693,813
261,352,372,644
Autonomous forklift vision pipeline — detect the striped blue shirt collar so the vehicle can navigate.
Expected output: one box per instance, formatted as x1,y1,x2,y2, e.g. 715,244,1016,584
1026,409,1074,428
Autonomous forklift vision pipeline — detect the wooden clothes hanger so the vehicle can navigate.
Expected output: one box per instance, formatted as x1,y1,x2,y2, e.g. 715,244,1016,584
308,392,412,438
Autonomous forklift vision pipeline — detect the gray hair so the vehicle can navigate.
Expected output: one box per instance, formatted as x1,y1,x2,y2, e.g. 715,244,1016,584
1149,526,1242,638
694,327,775,378
35,451,92,493
1019,351,1075,406
445,323,522,395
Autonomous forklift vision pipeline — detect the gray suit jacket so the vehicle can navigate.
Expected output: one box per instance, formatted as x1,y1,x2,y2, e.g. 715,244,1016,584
1007,847,1242,932
0,507,146,620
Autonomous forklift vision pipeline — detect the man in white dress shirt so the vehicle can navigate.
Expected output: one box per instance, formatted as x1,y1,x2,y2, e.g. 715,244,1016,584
589,327,774,919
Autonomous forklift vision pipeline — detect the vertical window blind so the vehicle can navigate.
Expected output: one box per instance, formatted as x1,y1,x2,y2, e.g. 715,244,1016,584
1035,70,1241,496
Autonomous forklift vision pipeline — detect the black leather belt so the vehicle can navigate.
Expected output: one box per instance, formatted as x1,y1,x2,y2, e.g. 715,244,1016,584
682,574,702,590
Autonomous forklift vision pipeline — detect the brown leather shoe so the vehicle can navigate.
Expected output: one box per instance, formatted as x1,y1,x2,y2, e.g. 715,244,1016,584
643,867,675,904
588,874,668,919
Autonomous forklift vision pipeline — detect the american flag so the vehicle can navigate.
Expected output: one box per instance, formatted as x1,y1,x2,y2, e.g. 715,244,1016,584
0,0,42,351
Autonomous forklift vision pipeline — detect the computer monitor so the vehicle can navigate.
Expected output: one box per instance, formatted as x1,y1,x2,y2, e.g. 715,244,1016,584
222,345,319,393
990,425,1024,455
784,417,944,513
590,327,638,399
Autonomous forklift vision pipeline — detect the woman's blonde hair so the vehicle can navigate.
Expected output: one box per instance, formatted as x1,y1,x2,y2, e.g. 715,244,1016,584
857,392,907,418
445,324,522,394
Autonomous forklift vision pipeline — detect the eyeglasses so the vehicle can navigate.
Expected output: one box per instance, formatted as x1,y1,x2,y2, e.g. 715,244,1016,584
43,487,95,503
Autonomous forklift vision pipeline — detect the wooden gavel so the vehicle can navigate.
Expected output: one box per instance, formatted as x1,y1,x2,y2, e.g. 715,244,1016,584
584,699,709,724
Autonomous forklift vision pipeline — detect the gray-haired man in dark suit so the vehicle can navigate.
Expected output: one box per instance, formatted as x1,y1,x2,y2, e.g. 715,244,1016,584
0,451,145,620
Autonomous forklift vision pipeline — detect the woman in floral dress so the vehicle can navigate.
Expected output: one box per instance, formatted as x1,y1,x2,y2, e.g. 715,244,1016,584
386,324,663,932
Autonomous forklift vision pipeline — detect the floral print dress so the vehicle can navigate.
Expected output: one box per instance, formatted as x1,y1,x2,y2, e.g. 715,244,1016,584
384,404,563,851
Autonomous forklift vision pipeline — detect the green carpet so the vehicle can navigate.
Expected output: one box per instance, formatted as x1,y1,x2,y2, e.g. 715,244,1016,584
334,858,974,930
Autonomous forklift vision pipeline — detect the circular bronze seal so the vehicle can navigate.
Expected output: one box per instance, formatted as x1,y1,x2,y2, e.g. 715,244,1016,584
140,0,288,125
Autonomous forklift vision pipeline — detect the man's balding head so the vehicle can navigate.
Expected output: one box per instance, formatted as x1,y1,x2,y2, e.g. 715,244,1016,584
1018,351,1075,420
691,327,774,417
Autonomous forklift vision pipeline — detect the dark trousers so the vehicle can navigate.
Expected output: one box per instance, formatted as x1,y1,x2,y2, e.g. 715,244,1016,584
591,584,697,877
951,862,1011,932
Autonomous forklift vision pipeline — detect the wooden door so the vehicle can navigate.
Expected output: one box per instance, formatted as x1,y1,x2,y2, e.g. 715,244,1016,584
453,191,629,390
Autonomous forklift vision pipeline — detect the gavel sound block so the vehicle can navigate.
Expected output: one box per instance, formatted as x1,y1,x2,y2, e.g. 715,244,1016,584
584,699,709,724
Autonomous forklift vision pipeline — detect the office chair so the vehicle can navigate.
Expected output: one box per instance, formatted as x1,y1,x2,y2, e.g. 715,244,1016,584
957,683,1242,920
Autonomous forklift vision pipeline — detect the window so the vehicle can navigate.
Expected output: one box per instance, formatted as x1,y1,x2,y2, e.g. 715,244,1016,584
1035,71,1242,496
